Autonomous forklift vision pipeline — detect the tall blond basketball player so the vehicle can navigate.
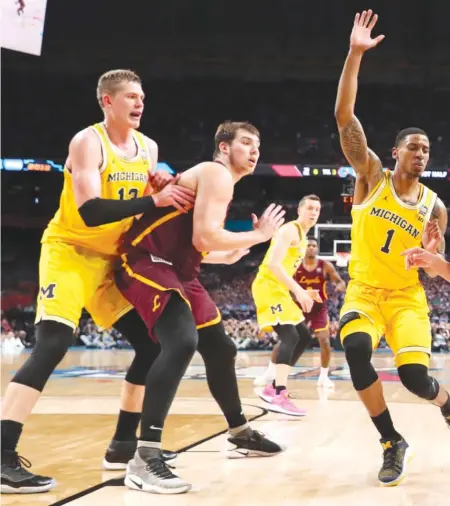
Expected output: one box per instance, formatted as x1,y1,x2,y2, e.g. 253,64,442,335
335,10,450,487
0,69,194,494
252,195,322,416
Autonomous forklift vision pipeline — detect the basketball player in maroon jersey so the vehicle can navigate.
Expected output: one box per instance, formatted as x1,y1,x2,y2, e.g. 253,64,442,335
114,121,286,495
255,238,345,389
295,238,346,387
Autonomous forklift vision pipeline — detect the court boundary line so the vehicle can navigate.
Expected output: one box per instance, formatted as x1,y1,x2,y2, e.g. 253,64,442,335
49,403,269,506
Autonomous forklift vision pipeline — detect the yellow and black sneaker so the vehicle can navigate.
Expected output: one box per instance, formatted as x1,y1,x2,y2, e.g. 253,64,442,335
378,438,412,487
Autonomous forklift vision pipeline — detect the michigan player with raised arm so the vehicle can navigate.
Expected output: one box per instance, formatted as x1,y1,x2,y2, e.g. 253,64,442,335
252,195,322,416
335,11,450,487
0,70,194,494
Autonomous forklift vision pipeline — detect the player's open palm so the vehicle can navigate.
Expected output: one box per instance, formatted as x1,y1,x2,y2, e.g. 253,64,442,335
350,10,385,52
251,204,286,241
152,178,195,213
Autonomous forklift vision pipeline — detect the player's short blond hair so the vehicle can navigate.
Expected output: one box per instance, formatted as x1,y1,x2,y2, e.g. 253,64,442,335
298,194,321,208
96,69,142,108
213,121,260,158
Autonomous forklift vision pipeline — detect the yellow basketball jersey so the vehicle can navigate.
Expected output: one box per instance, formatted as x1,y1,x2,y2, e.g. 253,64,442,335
42,123,151,256
349,170,437,289
255,221,307,284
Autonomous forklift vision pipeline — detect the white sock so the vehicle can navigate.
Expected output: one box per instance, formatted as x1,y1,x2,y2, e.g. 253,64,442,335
320,367,329,379
267,361,276,378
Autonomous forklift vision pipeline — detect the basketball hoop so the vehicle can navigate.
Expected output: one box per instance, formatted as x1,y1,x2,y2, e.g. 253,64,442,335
336,252,350,268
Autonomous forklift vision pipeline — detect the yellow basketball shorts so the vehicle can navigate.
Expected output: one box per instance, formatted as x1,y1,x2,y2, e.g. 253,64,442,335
339,280,431,367
252,277,305,333
35,241,133,331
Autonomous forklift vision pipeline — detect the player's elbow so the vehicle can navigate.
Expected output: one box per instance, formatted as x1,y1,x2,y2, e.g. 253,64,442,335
192,231,211,252
267,261,281,273
77,199,101,227
334,109,352,129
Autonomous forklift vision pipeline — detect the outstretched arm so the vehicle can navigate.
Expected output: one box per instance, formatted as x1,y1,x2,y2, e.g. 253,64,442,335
192,163,285,252
335,10,384,191
420,199,448,278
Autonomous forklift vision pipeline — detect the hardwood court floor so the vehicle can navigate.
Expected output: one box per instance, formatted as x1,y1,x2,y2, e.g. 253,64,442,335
1,348,450,506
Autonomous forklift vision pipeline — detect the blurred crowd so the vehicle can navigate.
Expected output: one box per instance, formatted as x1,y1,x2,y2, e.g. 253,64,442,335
2,253,449,354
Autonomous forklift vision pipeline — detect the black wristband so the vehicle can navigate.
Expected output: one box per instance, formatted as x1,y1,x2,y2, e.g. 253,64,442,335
78,196,155,227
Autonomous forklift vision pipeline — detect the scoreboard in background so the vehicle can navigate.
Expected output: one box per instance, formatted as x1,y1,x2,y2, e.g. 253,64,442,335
1,158,449,180
0,159,175,174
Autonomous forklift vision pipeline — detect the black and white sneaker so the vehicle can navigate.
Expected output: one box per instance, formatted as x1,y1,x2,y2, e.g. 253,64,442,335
1,450,56,494
103,440,177,470
125,450,191,494
225,430,285,458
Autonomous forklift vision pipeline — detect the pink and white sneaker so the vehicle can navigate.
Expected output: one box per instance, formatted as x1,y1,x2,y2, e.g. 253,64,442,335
258,384,276,403
268,390,307,417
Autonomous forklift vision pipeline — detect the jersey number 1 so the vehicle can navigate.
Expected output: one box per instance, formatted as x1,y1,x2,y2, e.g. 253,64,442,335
118,188,138,200
381,229,395,254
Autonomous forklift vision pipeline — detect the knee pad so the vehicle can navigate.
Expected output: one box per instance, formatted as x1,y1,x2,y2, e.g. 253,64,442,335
274,324,300,365
295,322,313,346
197,322,237,363
398,364,440,401
343,332,378,391
13,321,73,391
126,352,159,385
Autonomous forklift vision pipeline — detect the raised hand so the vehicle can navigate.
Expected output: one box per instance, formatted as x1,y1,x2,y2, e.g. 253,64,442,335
251,203,286,242
350,10,385,52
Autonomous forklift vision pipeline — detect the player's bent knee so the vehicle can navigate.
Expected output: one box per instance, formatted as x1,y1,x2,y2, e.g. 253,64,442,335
12,320,73,392
197,322,237,362
397,364,440,401
343,332,378,391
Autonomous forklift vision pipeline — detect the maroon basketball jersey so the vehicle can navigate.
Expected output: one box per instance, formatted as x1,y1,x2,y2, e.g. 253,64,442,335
120,207,203,281
294,259,327,301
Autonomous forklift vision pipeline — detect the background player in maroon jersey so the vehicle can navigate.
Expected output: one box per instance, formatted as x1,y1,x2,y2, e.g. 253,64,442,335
255,237,346,389
114,122,286,495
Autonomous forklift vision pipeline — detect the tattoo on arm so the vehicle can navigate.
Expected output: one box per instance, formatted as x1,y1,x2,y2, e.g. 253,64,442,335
340,117,369,168
433,198,447,255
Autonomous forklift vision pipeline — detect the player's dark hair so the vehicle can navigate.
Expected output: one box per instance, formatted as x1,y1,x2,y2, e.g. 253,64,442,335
307,237,318,244
213,121,260,158
395,128,428,147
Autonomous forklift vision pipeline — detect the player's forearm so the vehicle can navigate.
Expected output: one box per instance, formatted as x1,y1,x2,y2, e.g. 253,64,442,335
268,263,300,293
78,196,155,227
335,49,364,125
424,255,450,281
193,229,263,252
201,251,229,264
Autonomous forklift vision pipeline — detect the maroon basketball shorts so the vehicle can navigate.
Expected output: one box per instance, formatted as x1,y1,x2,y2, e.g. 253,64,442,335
302,303,329,332
116,254,220,341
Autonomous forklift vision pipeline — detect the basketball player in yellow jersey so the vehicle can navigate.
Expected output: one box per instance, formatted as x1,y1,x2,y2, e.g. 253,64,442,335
0,69,194,494
252,195,322,416
335,10,450,487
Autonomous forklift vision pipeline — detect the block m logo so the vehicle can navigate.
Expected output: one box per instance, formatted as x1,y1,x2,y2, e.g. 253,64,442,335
270,303,282,315
40,283,56,299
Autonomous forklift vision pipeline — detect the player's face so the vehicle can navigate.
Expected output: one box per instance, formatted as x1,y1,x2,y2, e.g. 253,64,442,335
298,199,321,228
227,130,260,174
392,134,430,178
104,82,145,129
306,240,318,259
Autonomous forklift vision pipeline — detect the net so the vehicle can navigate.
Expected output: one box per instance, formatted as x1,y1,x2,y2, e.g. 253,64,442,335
336,252,350,268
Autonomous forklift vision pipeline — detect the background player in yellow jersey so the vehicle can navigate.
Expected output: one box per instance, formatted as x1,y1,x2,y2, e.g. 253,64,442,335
335,10,450,487
252,195,322,416
0,69,195,494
